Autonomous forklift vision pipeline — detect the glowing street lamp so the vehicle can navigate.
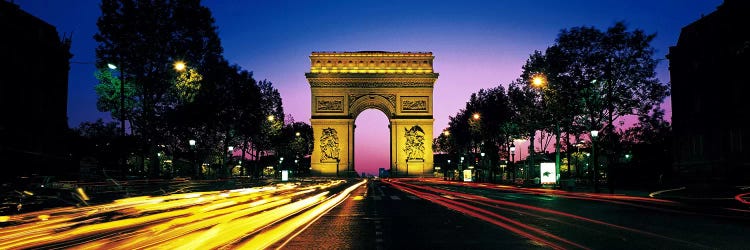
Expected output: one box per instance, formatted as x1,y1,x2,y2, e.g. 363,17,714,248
591,130,599,192
472,113,480,120
531,73,547,87
267,115,275,121
174,61,186,71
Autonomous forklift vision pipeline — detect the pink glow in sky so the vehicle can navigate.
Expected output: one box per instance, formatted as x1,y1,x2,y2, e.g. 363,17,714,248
19,0,722,175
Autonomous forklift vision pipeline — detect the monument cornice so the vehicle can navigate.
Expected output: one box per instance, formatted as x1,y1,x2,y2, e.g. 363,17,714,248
306,73,438,78
308,80,435,88
307,73,437,88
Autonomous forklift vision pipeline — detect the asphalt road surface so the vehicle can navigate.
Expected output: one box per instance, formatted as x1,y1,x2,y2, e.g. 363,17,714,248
1,178,748,249
285,178,750,250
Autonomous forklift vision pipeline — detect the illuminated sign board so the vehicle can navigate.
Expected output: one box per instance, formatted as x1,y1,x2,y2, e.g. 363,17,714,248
281,170,289,181
463,169,473,182
540,162,556,184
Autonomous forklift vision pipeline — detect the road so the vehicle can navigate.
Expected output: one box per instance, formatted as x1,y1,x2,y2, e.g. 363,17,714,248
287,178,750,249
1,178,748,249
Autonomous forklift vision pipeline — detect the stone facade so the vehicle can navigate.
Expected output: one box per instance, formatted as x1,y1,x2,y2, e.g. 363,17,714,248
307,51,438,177
668,0,750,184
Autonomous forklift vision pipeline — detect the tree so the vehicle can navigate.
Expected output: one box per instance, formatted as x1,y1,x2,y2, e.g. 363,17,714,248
93,68,136,125
74,119,120,175
244,80,283,176
273,122,313,174
94,0,224,176
521,22,669,192
442,85,516,182
182,60,264,177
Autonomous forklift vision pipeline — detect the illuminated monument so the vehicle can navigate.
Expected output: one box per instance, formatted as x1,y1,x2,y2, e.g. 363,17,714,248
306,51,438,177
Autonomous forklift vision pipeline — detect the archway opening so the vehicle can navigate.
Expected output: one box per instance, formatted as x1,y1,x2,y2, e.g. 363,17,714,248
355,109,390,176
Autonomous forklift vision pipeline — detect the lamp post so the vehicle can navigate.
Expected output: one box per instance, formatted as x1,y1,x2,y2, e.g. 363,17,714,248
531,73,561,186
107,63,127,176
226,146,234,177
189,139,197,177
480,152,485,182
107,63,126,138
591,130,599,193
446,159,451,180
460,156,464,181
510,145,516,181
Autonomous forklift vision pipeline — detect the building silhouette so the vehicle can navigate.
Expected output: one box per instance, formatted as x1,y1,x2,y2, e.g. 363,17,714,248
0,1,72,179
668,0,750,184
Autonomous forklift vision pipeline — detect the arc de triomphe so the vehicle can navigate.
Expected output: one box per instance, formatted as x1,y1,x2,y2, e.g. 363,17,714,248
306,51,438,177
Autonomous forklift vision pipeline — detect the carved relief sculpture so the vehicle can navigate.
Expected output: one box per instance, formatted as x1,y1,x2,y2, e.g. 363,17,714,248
320,128,340,162
316,96,344,112
403,125,425,161
402,100,427,110
401,96,429,112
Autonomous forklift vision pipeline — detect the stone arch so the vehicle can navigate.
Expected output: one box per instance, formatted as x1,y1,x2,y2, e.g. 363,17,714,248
349,94,396,119
307,51,438,177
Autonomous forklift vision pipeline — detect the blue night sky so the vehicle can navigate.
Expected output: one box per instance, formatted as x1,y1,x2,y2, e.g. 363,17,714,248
18,0,722,175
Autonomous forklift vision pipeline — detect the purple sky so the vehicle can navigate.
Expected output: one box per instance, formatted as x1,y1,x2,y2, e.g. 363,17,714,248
19,0,722,175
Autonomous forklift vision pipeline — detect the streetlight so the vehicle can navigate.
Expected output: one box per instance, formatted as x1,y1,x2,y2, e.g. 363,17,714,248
224,146,234,177
480,152,485,182
530,72,561,186
174,61,186,71
472,113,480,120
447,159,451,180
591,130,599,193
460,156,465,181
510,145,516,181
188,139,199,178
531,73,546,87
267,115,275,121
106,63,126,138
107,62,128,176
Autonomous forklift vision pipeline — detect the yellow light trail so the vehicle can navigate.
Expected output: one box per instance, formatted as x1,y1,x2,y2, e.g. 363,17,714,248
237,179,367,249
0,180,355,249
